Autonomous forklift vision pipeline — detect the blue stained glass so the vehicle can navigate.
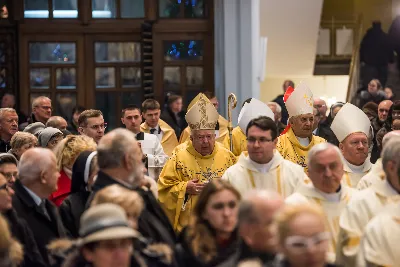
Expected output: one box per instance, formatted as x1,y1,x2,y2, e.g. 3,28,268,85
184,0,204,18
164,40,203,61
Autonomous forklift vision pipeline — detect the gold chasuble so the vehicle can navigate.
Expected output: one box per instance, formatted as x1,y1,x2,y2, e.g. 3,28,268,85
222,126,247,156
141,119,178,157
158,141,236,232
335,178,399,267
286,183,355,262
179,115,229,145
276,128,326,173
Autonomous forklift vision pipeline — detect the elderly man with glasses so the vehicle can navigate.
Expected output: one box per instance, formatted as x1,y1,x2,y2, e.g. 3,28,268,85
19,96,52,131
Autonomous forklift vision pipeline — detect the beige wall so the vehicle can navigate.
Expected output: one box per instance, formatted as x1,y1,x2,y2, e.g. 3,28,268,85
260,76,349,107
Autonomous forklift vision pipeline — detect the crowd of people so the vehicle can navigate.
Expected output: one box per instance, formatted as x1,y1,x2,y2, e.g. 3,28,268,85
0,78,398,267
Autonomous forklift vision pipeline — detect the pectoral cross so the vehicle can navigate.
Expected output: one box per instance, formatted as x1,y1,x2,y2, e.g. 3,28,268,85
199,167,218,182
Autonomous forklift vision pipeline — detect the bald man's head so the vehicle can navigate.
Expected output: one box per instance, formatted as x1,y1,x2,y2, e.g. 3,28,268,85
313,98,327,120
239,190,284,253
378,100,393,122
46,116,68,131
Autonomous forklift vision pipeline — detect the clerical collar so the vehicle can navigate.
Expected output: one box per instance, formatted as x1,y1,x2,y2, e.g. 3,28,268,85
296,136,310,146
316,186,341,202
150,125,161,134
249,156,274,173
344,158,365,173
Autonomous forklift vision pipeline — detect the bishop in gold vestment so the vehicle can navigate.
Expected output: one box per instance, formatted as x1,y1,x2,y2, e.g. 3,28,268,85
157,94,236,232
276,82,326,173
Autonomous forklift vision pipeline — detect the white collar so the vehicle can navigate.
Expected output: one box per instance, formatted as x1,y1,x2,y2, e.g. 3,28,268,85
343,157,368,173
248,157,275,173
315,187,341,202
22,185,42,206
240,150,284,173
296,136,310,146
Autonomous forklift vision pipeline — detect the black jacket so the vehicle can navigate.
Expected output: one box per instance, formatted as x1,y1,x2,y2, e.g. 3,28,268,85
236,241,275,266
160,108,187,139
12,179,67,264
18,113,39,131
272,95,288,124
87,171,177,247
66,122,79,135
0,139,11,153
59,191,90,238
3,209,47,267
353,90,386,109
316,121,339,146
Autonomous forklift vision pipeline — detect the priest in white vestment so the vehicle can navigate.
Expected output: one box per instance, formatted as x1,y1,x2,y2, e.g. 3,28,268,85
222,111,307,198
357,130,400,190
336,137,400,267
355,199,400,267
331,103,374,187
285,143,356,262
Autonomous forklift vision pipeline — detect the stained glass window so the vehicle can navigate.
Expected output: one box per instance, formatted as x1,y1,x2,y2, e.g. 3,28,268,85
159,0,181,18
164,40,203,61
29,43,76,63
184,0,204,18
92,0,116,18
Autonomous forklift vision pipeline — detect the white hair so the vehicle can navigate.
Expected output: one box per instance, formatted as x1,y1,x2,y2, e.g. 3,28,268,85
307,142,343,168
382,137,400,176
267,102,281,113
18,148,54,185
0,108,16,121
382,131,400,148
32,96,51,109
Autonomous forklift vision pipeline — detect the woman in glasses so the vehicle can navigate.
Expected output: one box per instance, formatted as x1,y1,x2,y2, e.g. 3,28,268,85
0,173,45,266
273,204,336,267
176,179,241,267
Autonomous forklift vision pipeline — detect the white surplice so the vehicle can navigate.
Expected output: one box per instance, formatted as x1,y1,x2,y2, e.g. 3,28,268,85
138,133,168,180
222,151,308,198
356,158,383,190
355,198,400,267
286,183,356,262
342,156,374,188
335,178,399,267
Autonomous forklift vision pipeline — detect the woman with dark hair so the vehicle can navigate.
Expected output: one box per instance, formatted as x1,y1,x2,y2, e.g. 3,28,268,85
176,179,241,267
67,105,85,135
59,151,98,237
160,94,187,138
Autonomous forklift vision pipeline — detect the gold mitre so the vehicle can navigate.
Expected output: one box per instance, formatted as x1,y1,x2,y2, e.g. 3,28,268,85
187,92,206,110
185,93,219,130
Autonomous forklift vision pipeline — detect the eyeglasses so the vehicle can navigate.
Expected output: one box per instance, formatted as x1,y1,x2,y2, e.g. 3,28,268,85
0,172,17,181
314,104,326,108
86,123,107,131
247,137,274,144
39,106,52,111
285,232,330,254
195,135,214,142
0,183,10,192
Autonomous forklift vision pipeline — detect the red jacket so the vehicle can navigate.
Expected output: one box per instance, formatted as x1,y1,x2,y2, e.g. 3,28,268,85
49,170,71,207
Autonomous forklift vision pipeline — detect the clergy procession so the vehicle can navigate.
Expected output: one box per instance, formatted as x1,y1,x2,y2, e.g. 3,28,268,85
0,80,399,267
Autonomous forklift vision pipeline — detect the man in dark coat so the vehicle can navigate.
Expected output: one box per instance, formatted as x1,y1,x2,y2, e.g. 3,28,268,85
86,128,176,247
160,94,187,139
19,96,52,131
272,80,294,124
236,191,284,266
12,148,67,264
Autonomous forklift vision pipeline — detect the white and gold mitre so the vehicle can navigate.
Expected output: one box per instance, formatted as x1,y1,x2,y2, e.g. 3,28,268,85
331,103,371,142
185,93,219,130
238,98,275,133
284,82,314,118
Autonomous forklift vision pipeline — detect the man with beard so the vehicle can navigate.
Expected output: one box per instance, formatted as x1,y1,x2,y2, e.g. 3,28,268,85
87,128,176,246
336,137,400,267
0,108,18,153
158,93,236,232
286,143,356,263
331,103,374,188
276,82,326,173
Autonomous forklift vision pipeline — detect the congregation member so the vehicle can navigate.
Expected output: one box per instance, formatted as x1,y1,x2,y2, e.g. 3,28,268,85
88,128,176,246
370,100,392,162
286,143,355,262
276,83,326,173
67,105,85,135
8,131,37,160
355,199,400,267
0,108,18,153
331,103,373,187
161,94,187,139
273,204,337,267
267,102,286,134
22,121,45,137
237,190,284,266
158,94,236,232
77,109,106,144
0,153,18,187
140,99,178,156
223,116,307,198
272,79,294,124
0,92,27,125
0,214,24,267
46,116,68,131
336,137,400,267
59,151,98,237
313,99,338,146
19,96,52,130
224,98,275,157
12,148,66,264
357,130,400,190
175,179,241,267
121,104,168,179
0,172,46,266
37,127,64,149
50,135,97,207
179,92,229,145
